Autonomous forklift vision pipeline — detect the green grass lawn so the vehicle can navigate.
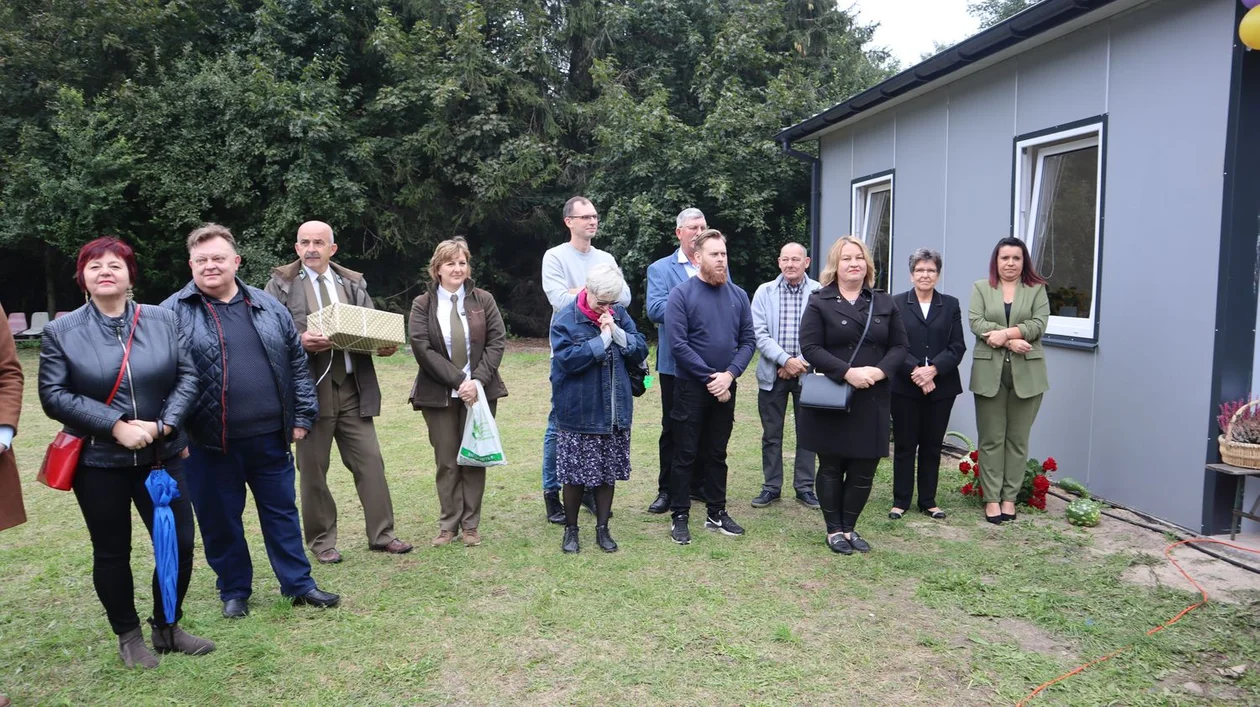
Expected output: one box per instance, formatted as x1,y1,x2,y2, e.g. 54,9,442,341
1,347,1257,705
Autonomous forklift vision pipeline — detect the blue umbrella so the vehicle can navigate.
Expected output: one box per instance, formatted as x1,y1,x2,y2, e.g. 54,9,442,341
145,466,181,625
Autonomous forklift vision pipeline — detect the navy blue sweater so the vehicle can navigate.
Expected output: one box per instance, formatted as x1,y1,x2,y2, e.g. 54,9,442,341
665,277,755,384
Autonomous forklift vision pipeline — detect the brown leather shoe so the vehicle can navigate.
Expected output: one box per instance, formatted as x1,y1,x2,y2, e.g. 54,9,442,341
315,548,342,564
432,530,458,547
370,538,414,554
462,528,482,547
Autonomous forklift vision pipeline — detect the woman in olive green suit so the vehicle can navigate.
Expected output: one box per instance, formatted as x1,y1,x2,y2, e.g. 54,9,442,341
969,237,1049,524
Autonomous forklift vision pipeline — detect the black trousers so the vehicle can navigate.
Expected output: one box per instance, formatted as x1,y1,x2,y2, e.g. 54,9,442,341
669,377,736,515
73,458,195,634
891,394,956,511
817,455,879,534
656,373,703,499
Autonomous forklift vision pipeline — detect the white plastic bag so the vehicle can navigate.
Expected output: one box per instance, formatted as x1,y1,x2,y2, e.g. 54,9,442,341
457,380,506,467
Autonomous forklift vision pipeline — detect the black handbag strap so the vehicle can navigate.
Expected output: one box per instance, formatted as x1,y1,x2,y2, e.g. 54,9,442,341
845,294,875,366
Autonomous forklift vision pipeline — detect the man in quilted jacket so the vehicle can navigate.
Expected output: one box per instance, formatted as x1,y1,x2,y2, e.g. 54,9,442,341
161,223,339,618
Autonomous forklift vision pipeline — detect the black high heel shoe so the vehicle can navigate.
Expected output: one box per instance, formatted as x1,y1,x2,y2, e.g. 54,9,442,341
1001,513,1017,522
985,511,1004,525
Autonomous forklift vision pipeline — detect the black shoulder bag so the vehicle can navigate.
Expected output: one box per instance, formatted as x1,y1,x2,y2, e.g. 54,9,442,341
799,296,875,412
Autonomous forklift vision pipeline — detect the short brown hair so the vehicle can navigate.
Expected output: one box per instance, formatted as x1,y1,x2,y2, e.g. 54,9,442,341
691,228,726,254
428,237,472,285
186,223,237,252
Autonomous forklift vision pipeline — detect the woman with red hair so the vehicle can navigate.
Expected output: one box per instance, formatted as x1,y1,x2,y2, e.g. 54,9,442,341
968,237,1050,524
38,237,213,668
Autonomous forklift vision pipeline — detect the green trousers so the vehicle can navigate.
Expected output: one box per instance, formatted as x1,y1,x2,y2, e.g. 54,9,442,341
974,359,1042,503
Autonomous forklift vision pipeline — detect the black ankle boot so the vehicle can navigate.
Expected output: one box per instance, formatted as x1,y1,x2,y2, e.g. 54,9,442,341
595,525,618,553
544,491,565,524
561,525,580,554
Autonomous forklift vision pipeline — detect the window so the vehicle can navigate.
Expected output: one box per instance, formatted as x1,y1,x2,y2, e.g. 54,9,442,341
851,172,893,292
1013,119,1105,341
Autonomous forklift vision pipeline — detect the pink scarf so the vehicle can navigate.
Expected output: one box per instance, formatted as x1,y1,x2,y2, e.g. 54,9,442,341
576,289,603,324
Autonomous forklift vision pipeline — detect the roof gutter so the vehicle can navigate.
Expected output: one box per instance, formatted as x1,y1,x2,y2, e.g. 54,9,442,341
774,0,1124,145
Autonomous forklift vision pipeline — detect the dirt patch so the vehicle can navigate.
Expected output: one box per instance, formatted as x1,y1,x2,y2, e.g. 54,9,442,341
994,617,1078,660
506,337,551,353
1041,494,1260,604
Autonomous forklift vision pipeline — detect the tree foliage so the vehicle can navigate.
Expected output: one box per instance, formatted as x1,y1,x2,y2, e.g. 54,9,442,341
0,0,894,334
967,0,1043,29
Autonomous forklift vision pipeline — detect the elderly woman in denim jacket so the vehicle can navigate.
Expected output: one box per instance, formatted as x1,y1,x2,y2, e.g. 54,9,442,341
550,264,648,554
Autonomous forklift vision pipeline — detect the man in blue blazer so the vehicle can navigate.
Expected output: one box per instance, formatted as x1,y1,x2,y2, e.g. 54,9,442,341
645,208,707,513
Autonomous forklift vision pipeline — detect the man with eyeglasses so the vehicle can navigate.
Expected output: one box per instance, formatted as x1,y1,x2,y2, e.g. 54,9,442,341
644,207,709,514
749,242,821,510
161,223,339,618
539,196,631,524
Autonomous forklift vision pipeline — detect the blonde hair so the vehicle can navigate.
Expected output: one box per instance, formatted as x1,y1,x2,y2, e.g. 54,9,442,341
428,237,472,285
820,235,875,288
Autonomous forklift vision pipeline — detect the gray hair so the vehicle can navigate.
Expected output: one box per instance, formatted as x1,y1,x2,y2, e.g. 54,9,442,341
676,208,706,229
908,248,942,273
585,263,626,304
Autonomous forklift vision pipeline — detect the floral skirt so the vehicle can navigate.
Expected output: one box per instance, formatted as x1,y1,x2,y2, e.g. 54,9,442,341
555,428,631,487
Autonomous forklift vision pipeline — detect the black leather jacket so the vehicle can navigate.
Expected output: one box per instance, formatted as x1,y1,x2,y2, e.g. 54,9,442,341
160,278,317,452
38,301,197,468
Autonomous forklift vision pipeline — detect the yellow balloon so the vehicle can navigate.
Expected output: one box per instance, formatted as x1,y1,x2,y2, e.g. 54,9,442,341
1242,6,1260,51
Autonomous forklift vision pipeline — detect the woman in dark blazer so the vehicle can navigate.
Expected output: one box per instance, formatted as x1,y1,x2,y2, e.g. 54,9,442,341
409,237,508,548
969,236,1050,524
39,237,211,668
890,248,966,520
799,236,908,555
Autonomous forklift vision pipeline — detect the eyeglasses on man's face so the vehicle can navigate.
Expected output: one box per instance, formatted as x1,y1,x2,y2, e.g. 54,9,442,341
568,213,599,222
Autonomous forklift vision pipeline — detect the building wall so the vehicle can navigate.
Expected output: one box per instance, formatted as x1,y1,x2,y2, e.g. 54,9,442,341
815,0,1239,530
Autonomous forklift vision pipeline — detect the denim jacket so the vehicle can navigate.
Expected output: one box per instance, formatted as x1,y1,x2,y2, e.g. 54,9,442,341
549,300,648,434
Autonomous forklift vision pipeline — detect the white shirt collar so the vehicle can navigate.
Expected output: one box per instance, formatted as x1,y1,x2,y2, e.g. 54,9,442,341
675,248,691,265
302,265,333,284
438,283,466,302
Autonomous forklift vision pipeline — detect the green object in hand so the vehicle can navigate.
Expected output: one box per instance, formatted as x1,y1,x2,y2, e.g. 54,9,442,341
643,375,655,390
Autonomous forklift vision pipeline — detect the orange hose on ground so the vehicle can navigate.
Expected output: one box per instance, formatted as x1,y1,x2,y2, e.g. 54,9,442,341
1017,538,1259,706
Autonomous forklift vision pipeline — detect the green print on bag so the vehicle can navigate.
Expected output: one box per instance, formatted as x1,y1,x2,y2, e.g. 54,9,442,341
457,380,507,467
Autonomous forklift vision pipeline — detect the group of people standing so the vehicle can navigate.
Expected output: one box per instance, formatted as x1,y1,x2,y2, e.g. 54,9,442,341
534,201,1051,556
0,201,1050,672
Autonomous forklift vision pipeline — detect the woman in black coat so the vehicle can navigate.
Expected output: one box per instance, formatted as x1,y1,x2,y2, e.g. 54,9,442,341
39,237,212,669
799,236,908,555
889,248,966,520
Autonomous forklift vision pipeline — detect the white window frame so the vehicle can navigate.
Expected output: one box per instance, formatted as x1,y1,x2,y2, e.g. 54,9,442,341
1013,121,1104,341
850,173,894,292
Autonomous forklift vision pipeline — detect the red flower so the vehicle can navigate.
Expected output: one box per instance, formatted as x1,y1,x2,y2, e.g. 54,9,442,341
959,460,972,473
961,483,973,495
970,450,979,462
1042,457,1058,472
1028,495,1047,510
1033,475,1050,492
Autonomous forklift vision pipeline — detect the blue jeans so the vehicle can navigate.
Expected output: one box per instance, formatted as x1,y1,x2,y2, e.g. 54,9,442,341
184,432,316,601
542,407,560,492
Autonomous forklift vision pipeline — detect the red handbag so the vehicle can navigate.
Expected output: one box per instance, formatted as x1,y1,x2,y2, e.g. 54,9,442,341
38,305,141,491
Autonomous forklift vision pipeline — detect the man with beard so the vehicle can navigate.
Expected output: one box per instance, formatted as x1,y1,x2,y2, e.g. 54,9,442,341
265,221,413,564
663,229,755,545
644,207,708,514
540,196,631,523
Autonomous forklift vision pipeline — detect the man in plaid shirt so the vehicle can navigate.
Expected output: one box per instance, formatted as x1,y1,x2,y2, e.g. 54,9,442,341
749,243,822,509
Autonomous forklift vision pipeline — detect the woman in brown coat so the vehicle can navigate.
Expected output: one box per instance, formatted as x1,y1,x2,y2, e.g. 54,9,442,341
0,305,22,707
0,303,23,536
409,237,508,548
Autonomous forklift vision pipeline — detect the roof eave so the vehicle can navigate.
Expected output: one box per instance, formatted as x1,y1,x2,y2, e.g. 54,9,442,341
775,0,1128,145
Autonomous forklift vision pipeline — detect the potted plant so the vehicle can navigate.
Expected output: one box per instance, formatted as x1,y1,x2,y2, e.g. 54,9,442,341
1217,398,1260,469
